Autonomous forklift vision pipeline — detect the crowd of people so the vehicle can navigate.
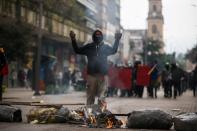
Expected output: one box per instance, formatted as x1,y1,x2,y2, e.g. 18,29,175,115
106,61,197,99
7,60,196,99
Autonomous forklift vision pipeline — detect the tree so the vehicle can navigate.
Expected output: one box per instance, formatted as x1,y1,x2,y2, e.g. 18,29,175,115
185,44,197,64
146,39,163,63
0,21,33,64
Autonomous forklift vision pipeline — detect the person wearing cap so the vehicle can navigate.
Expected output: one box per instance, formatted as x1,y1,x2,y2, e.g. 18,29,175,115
69,30,122,105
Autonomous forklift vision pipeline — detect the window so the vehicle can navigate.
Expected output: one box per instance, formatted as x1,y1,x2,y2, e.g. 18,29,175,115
27,11,34,24
152,25,157,34
1,0,12,15
63,24,68,37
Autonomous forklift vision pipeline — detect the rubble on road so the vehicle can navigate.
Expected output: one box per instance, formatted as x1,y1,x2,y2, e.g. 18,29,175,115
27,106,70,124
26,104,123,128
0,105,22,122
173,112,197,131
126,109,173,129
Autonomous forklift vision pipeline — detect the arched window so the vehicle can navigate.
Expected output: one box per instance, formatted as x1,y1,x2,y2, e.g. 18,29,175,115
152,25,157,34
153,5,157,11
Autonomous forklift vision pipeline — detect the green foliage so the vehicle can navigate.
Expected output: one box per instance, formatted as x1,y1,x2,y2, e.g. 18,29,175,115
185,44,197,64
146,39,162,63
0,21,33,63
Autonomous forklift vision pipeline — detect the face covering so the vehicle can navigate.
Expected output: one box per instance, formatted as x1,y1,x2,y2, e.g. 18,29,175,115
93,30,103,44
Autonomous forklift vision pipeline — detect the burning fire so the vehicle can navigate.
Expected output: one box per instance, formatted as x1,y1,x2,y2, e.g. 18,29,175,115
120,119,127,128
89,115,96,124
106,117,114,128
72,104,124,128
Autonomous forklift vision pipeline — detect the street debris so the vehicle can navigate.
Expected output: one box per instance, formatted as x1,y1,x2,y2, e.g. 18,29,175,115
127,109,173,129
27,106,70,124
26,104,123,128
0,105,22,122
2,102,196,130
173,112,197,131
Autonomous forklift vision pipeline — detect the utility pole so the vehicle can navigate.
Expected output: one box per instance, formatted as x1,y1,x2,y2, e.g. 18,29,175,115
34,0,43,95
143,35,148,65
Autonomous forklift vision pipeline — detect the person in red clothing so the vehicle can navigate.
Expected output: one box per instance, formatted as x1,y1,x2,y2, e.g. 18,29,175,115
0,48,8,101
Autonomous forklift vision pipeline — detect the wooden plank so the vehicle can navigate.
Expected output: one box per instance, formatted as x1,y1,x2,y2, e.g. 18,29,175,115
0,101,85,106
0,101,40,106
31,103,85,106
112,113,130,116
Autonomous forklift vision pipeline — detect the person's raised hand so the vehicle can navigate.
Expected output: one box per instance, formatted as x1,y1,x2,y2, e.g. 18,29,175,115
115,32,122,40
70,31,76,40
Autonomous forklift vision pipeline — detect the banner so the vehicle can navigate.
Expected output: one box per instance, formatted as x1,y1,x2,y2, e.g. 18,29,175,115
108,66,119,88
136,65,151,86
108,67,132,90
118,68,132,90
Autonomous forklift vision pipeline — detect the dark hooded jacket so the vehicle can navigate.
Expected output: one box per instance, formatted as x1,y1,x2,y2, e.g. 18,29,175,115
171,64,185,83
71,31,120,75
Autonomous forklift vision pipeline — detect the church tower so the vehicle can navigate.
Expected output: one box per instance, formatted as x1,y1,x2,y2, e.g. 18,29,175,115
147,0,164,46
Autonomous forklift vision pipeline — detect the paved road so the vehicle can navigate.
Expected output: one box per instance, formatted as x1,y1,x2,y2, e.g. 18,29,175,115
0,88,197,131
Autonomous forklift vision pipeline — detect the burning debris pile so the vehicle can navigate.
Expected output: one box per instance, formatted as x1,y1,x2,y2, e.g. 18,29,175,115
75,104,123,128
27,104,123,128
27,107,70,124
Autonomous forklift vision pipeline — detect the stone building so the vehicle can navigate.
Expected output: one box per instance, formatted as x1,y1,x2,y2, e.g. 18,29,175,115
123,0,164,65
0,0,121,71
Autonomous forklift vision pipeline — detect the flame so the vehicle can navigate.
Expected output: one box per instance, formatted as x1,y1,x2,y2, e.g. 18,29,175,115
77,111,84,117
120,119,126,128
89,115,97,124
106,118,113,128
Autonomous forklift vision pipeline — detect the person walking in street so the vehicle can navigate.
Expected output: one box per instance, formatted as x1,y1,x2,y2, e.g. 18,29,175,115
132,61,144,98
10,69,17,88
63,67,70,91
70,30,122,106
191,65,197,97
149,60,160,98
162,63,172,98
171,63,185,99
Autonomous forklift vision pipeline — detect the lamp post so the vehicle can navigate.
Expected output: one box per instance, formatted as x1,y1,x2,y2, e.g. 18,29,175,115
34,0,43,96
143,35,148,64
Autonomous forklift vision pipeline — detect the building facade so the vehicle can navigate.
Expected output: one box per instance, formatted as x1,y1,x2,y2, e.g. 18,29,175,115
123,0,164,65
0,0,121,72
122,30,146,65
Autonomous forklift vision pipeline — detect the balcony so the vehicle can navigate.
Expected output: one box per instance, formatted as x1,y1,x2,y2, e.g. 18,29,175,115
77,0,97,13
84,16,96,30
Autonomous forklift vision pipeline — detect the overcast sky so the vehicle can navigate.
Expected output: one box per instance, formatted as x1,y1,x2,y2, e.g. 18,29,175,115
121,0,197,54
